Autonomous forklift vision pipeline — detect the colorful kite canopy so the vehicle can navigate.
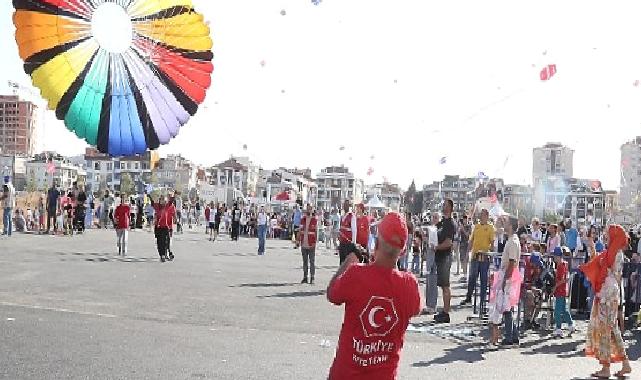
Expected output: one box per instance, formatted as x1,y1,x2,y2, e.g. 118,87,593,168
12,0,214,156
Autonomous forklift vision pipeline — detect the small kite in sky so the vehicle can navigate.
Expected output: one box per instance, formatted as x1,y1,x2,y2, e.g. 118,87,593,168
540,64,557,81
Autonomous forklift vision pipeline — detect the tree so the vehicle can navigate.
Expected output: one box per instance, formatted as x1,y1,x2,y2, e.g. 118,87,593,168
26,171,37,193
120,173,134,196
412,191,424,215
404,180,422,214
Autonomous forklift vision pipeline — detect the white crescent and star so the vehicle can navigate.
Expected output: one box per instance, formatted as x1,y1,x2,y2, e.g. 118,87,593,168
368,306,392,328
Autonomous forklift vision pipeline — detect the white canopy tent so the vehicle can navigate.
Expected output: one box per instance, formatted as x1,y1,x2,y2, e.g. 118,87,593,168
474,197,509,218
365,194,386,209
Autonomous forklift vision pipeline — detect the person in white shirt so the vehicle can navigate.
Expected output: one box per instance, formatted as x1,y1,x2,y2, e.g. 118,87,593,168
530,218,542,243
488,216,521,347
257,206,268,255
208,203,217,241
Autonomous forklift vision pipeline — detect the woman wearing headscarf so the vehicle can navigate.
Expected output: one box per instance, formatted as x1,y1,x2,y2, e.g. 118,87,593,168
580,224,632,379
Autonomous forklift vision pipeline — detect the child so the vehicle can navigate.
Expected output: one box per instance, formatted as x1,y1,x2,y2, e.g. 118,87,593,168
56,209,64,235
553,246,575,337
114,198,131,256
524,254,544,330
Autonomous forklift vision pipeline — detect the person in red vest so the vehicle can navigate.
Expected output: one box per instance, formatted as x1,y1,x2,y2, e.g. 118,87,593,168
338,199,357,264
298,204,318,284
355,203,371,254
327,212,422,379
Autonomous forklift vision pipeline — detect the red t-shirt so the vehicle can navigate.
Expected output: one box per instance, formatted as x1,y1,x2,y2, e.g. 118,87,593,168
114,204,130,230
554,260,568,297
356,216,371,248
166,203,176,228
328,264,420,380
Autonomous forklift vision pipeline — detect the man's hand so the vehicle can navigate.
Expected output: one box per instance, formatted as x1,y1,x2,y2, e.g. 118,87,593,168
344,252,359,266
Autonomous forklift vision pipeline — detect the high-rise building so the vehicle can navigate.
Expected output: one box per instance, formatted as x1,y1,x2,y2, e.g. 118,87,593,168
532,142,574,184
619,137,641,218
0,95,38,155
533,142,574,216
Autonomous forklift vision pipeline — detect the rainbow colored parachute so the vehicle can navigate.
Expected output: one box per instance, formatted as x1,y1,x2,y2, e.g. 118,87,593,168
12,0,214,156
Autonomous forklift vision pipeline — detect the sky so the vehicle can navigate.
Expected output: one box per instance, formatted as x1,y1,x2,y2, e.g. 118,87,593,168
2,0,641,191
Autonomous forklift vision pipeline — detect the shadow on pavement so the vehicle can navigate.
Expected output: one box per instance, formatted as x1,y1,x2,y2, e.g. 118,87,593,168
520,339,583,359
232,283,297,288
56,251,158,263
257,290,326,299
412,343,484,367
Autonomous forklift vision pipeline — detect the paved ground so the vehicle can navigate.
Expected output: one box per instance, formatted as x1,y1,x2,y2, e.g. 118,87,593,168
0,228,639,380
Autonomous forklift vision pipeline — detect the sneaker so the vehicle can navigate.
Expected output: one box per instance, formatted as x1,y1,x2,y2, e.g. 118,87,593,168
434,312,450,324
500,339,513,346
421,307,436,316
553,329,563,338
301,278,308,284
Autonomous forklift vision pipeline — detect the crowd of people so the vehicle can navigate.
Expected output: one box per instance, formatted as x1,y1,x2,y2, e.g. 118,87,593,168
3,174,639,379
322,199,639,379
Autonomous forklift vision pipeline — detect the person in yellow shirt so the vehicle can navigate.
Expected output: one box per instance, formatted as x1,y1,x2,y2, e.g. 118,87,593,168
460,209,495,312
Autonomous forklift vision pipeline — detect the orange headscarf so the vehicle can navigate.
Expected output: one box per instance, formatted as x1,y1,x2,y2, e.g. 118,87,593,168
579,224,628,294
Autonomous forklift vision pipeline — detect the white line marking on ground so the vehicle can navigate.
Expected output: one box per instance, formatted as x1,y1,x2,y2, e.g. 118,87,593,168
0,302,117,318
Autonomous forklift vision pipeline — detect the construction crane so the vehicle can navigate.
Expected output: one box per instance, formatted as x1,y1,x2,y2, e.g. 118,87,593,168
7,80,42,104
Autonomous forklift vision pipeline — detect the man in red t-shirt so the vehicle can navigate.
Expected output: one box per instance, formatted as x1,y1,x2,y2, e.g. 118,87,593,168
553,247,574,337
327,212,422,380
355,203,371,252
165,195,177,261
152,196,171,262
114,196,131,256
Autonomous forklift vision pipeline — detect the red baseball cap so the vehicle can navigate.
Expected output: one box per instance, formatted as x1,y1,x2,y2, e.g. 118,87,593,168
378,212,408,250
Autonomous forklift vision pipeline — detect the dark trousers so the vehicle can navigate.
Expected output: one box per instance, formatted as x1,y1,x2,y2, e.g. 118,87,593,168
302,247,316,280
338,241,353,264
155,227,169,258
231,222,240,240
466,259,490,312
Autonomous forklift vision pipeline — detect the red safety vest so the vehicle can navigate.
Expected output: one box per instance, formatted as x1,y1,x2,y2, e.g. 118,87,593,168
299,215,318,247
356,215,370,248
339,212,354,243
